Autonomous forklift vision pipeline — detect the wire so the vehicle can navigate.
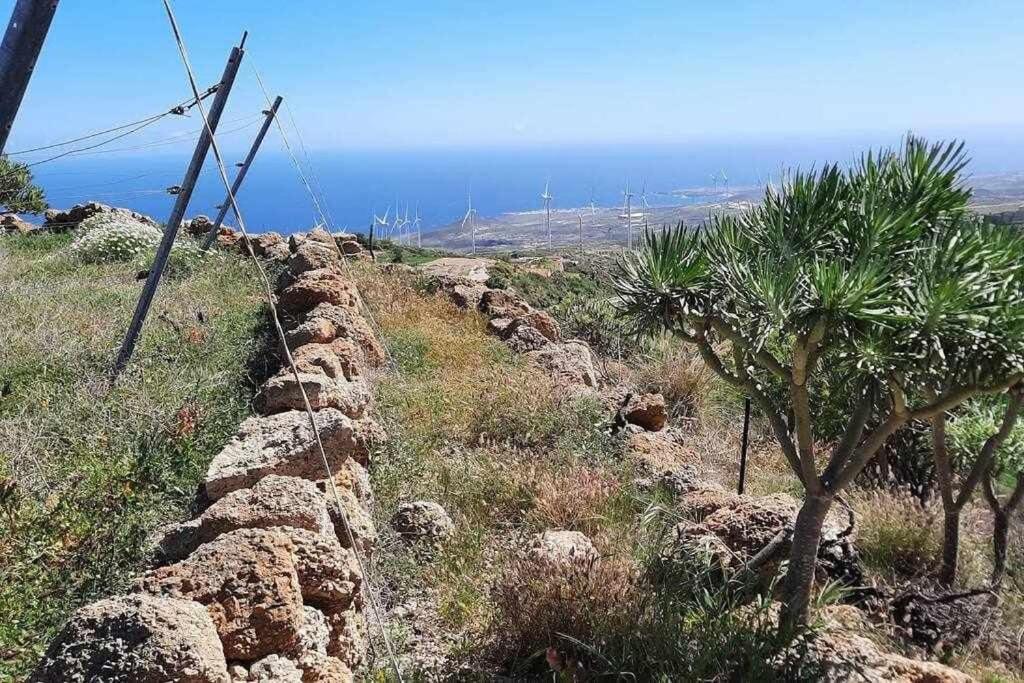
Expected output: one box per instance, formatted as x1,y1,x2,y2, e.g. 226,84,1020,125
160,3,404,679
6,87,218,156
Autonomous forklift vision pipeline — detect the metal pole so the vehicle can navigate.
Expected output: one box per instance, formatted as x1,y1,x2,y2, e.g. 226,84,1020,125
738,397,751,494
0,0,59,154
202,95,283,249
112,41,244,377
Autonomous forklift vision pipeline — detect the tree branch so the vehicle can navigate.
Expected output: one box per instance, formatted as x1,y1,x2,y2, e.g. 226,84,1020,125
707,317,791,381
953,387,1024,509
821,385,875,486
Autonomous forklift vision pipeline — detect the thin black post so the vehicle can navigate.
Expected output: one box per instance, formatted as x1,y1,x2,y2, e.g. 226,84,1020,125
738,397,751,494
0,0,59,154
202,94,283,250
112,41,244,377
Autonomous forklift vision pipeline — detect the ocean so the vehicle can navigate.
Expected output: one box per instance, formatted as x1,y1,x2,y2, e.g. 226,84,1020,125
24,130,1024,236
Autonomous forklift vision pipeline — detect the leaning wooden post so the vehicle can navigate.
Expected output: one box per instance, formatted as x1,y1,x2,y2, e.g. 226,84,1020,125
112,40,245,377
202,94,283,250
738,397,752,494
0,0,60,154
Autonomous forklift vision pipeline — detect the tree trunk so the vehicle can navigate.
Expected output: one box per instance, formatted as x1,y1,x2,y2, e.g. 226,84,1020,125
780,494,833,631
939,509,960,587
991,509,1009,590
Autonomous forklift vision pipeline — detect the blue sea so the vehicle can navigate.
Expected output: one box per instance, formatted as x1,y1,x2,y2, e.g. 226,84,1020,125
24,129,1024,236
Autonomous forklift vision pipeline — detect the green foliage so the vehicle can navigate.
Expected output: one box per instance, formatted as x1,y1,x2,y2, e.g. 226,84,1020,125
0,238,267,678
948,395,1024,479
69,213,209,275
552,295,647,358
0,157,47,214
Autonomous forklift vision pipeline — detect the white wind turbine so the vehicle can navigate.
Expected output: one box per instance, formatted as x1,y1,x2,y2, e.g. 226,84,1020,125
541,178,553,249
589,186,597,216
461,192,477,254
413,204,422,248
620,180,634,249
372,206,391,244
639,180,651,234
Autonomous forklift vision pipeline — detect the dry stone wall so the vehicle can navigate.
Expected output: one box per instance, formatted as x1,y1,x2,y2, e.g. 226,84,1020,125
32,228,384,683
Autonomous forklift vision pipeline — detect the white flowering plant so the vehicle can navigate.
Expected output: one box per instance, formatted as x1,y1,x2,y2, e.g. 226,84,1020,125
69,213,209,274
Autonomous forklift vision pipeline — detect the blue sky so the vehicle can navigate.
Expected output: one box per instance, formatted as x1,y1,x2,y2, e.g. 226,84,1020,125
5,0,1024,151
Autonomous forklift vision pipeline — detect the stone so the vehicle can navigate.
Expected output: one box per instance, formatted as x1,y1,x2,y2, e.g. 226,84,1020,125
659,520,736,575
449,283,488,310
289,232,308,251
419,257,495,284
265,242,292,262
390,501,455,545
812,627,975,682
307,227,336,246
278,269,363,314
292,343,353,380
156,476,336,563
204,409,383,500
290,242,340,274
185,214,214,237
30,594,229,683
135,528,305,662
626,431,706,492
285,303,385,368
478,288,531,319
526,530,599,570
1,213,34,234
216,227,242,249
322,606,368,669
250,232,285,256
283,527,362,608
623,393,668,431
43,202,157,231
294,652,354,683
249,655,303,682
319,457,375,510
525,341,599,390
297,606,332,654
254,371,371,418
338,239,362,256
329,486,377,558
501,319,552,353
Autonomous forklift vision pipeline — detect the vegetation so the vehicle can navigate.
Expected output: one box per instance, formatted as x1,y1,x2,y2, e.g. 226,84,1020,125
615,137,1024,628
0,157,47,215
0,233,269,679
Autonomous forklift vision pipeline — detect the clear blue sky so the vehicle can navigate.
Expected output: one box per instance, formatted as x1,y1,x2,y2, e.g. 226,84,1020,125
5,0,1024,151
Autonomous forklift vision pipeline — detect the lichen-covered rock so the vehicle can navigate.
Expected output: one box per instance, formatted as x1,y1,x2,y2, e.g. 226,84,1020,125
280,526,362,608
478,288,531,319
526,530,599,570
322,606,368,669
500,318,552,352
204,409,382,500
449,283,488,310
249,231,284,256
297,606,332,654
626,431,709,494
623,393,668,431
812,625,976,682
156,476,336,563
659,519,736,575
290,242,340,274
390,501,455,545
249,655,303,682
525,341,599,390
292,343,355,380
30,594,229,683
265,242,292,262
135,528,305,662
338,239,362,256
319,457,375,510
254,371,371,418
278,269,362,314
294,652,355,683
328,486,377,558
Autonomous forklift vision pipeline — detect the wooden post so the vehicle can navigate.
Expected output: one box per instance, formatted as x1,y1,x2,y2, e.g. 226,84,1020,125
202,95,283,249
0,0,60,153
738,397,751,494
112,41,244,377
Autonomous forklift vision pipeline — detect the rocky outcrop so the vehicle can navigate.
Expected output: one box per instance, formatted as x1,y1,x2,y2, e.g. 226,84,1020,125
622,392,668,431
525,341,599,392
1,212,34,234
43,202,158,231
34,232,387,678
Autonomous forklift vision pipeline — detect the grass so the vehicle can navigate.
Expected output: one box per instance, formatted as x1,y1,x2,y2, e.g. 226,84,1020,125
0,233,270,679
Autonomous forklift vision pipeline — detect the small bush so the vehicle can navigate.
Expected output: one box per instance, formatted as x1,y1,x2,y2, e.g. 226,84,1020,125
850,490,942,579
528,465,623,536
69,214,207,274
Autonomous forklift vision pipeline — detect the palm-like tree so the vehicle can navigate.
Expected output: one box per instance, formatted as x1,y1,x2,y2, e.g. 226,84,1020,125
614,137,1024,628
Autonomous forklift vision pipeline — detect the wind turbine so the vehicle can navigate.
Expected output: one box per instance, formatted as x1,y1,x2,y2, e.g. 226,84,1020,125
588,186,597,216
620,180,634,249
577,210,585,256
541,178,553,249
639,180,651,234
413,204,422,248
373,206,391,240
461,192,477,255
720,169,729,196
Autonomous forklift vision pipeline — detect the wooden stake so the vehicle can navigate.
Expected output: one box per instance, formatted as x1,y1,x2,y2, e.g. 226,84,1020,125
202,95,282,249
738,397,751,494
0,0,59,153
112,41,244,377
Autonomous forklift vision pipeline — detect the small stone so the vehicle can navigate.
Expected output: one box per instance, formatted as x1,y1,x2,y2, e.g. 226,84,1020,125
390,501,455,545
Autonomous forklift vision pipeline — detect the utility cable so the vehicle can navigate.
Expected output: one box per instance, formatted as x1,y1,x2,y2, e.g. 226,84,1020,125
160,3,404,679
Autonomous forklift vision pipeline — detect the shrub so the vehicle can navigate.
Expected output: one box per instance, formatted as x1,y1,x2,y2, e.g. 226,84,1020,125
0,157,46,214
69,214,207,274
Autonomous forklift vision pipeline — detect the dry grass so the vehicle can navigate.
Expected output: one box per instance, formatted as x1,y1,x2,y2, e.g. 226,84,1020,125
848,489,943,581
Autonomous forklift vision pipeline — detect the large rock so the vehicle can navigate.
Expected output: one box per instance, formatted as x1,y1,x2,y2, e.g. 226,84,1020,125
156,476,336,563
449,283,488,310
204,409,382,501
292,343,359,381
254,371,371,418
478,288,531,319
623,393,668,431
250,231,285,256
30,594,229,683
278,269,362,314
525,341,599,391
1,212,34,234
499,317,552,352
184,214,214,237
285,303,385,368
135,528,305,662
293,652,355,682
290,241,340,274
326,486,377,558
249,655,303,682
526,530,599,570
322,606,368,669
419,257,495,284
43,202,157,231
390,501,455,545
283,526,362,608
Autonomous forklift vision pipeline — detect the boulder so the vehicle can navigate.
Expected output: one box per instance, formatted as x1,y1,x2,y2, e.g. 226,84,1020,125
216,227,242,249
135,528,305,662
297,606,332,654
278,269,363,314
249,655,303,682
285,303,385,368
155,476,336,563
293,652,355,682
292,343,356,380
478,288,531,319
264,242,292,262
1,213,34,234
623,393,668,431
419,257,495,284
449,283,488,310
322,606,368,669
290,242,340,274
390,501,455,545
813,625,975,682
338,239,362,256
526,530,599,570
500,318,552,353
306,227,336,247
43,202,157,231
319,457,375,510
659,519,736,576
282,526,362,608
525,341,599,391
254,371,371,418
185,214,214,237
328,486,377,558
204,409,382,500
250,232,285,256
30,594,229,683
